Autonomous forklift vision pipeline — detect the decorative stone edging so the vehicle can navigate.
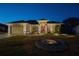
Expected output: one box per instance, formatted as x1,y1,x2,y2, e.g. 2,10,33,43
35,39,68,52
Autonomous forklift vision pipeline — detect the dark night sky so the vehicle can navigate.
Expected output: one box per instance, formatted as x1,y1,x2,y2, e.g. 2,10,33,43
0,3,79,23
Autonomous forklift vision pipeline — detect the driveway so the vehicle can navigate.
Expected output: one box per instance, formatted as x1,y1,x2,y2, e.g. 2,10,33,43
0,33,11,39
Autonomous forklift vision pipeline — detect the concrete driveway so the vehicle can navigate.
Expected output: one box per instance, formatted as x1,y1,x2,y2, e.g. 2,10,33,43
0,33,11,39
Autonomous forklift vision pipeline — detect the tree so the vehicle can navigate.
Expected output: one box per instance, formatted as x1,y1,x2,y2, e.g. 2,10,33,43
61,17,79,34
63,17,79,27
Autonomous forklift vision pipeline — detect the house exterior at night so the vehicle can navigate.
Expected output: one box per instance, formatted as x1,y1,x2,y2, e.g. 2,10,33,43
7,19,62,36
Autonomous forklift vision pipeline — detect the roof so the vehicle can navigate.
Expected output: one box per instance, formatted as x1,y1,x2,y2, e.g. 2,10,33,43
9,20,62,24
47,21,62,24
9,20,26,23
26,20,38,24
0,23,8,32
0,23,8,27
9,20,38,24
39,18,48,20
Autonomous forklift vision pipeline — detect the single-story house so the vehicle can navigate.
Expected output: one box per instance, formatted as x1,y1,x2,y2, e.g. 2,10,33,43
6,19,62,36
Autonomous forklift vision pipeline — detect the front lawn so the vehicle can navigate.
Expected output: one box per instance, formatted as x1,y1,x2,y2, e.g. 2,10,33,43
0,35,79,56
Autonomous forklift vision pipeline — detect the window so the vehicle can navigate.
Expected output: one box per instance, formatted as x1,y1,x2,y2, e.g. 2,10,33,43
32,25,38,33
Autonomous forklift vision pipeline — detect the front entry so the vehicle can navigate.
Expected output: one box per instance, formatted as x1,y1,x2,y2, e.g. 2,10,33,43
41,25,46,33
40,24,47,34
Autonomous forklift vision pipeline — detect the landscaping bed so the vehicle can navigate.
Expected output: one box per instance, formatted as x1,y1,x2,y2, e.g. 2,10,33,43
0,35,78,56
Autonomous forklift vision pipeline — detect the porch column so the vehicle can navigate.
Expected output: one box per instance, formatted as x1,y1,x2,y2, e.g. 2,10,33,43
23,24,26,35
38,26,41,34
30,25,32,34
53,24,56,33
50,25,53,33
8,24,11,36
58,24,61,33
45,25,47,34
50,27,53,33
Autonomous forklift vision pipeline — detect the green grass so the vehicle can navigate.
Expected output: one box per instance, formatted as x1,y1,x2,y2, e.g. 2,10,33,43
0,35,79,56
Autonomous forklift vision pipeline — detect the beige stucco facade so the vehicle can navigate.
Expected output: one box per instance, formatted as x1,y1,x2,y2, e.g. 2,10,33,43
7,20,62,36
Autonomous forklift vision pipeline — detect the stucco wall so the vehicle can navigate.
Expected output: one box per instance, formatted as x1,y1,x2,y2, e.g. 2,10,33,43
47,24,61,33
11,23,24,35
